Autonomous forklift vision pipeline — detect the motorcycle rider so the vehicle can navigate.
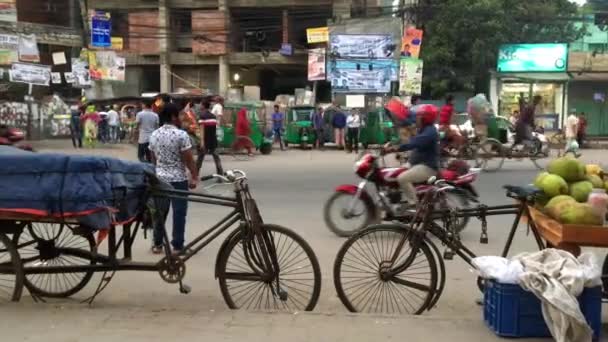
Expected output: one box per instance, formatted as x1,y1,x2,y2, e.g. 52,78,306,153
384,104,439,206
514,95,541,148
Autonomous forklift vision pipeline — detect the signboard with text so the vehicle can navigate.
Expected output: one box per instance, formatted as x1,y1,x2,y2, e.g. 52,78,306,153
329,59,398,93
90,11,112,48
330,34,396,58
306,27,329,44
9,63,51,86
497,43,567,73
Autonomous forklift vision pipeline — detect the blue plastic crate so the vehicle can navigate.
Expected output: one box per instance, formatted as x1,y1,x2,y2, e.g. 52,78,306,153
483,280,602,340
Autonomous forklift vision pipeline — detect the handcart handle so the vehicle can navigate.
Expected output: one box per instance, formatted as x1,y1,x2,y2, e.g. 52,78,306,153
202,169,248,183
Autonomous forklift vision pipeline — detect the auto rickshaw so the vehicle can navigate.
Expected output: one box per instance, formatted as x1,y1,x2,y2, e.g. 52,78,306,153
359,108,399,148
284,105,316,148
220,101,272,155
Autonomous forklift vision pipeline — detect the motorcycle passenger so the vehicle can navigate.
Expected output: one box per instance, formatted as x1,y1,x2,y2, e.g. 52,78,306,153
385,104,439,205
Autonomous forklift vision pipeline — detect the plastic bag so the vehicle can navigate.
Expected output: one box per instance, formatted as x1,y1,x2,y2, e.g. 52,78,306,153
467,94,492,126
472,256,524,284
578,253,602,287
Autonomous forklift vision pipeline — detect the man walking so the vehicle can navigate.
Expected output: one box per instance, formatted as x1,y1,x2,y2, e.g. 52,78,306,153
346,110,361,153
135,101,159,162
149,103,199,255
107,105,120,143
577,112,587,148
197,101,223,177
332,106,346,149
312,106,325,150
272,104,285,150
69,104,83,148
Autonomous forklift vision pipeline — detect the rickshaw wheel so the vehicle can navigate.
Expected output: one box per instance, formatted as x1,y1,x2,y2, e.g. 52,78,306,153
0,233,24,303
260,143,272,155
13,223,96,298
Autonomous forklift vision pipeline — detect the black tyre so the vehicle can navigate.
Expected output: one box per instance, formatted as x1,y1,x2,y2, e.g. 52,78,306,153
260,142,272,155
217,224,322,312
436,191,471,233
476,139,505,172
334,224,438,314
14,223,96,298
602,254,608,297
0,233,24,303
323,192,376,237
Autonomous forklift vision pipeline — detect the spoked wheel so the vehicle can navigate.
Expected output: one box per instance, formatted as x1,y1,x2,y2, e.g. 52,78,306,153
435,191,471,233
217,224,322,312
476,139,505,172
231,135,255,161
601,254,608,298
334,224,438,314
14,223,96,298
0,233,24,303
323,192,376,237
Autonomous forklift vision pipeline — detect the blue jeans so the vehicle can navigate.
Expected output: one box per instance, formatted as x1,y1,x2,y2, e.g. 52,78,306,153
153,181,189,250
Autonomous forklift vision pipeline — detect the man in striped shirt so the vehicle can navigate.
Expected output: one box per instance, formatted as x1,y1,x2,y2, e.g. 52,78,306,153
197,100,223,177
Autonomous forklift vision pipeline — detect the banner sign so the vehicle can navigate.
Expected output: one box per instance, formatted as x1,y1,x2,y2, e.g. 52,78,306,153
399,58,423,95
497,43,567,73
91,11,112,48
330,34,396,59
18,34,40,63
306,27,329,44
0,0,17,22
0,34,18,65
71,51,91,87
89,51,125,81
9,63,51,86
279,43,293,56
329,59,398,93
401,27,423,58
308,48,326,81
111,37,123,51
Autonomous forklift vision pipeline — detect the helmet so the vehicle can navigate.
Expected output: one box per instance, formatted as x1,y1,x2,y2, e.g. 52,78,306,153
417,104,439,126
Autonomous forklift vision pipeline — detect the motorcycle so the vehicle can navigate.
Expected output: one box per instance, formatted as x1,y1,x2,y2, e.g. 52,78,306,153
0,125,33,151
323,152,480,237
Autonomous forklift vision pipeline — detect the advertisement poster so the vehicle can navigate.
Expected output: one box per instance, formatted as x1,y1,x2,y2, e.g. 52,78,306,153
306,27,329,44
497,43,567,72
51,72,62,84
329,59,398,93
71,52,91,87
0,34,18,65
89,51,125,81
90,11,112,48
18,34,40,63
0,0,16,22
330,34,396,58
9,63,51,86
399,58,423,95
308,48,326,81
111,37,123,51
401,27,423,58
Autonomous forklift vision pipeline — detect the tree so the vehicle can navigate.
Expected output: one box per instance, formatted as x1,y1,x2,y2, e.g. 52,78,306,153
417,0,584,97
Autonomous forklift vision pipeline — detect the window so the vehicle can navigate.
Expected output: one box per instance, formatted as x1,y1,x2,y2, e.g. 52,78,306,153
171,10,192,33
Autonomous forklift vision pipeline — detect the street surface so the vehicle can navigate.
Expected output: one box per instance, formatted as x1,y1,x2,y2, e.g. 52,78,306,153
1,141,607,341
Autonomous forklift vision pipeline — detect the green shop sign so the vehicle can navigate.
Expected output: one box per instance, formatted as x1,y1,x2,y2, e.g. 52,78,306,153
497,44,568,72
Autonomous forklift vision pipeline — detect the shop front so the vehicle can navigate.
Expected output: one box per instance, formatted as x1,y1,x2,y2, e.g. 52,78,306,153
490,44,569,131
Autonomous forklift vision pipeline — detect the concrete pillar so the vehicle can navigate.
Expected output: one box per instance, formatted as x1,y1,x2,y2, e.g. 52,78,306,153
282,9,289,44
159,0,172,93
218,0,229,96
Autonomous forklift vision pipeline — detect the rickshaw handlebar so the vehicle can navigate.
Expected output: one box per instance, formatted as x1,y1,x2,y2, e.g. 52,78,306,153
211,169,247,183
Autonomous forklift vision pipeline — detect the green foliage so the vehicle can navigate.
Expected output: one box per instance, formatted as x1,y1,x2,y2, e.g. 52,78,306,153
419,0,584,97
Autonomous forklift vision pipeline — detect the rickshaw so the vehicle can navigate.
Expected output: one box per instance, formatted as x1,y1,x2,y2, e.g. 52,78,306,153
359,108,399,148
220,101,272,155
284,105,316,149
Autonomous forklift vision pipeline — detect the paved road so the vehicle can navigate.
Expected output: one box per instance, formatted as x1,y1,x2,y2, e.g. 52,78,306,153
2,141,607,341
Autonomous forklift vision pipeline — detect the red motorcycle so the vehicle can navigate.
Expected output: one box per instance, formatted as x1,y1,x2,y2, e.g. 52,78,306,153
0,125,33,151
323,153,479,237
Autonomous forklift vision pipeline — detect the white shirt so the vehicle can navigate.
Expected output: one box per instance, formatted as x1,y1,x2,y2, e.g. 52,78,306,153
211,103,223,118
347,115,361,128
149,124,192,183
565,115,579,139
107,110,120,126
135,110,159,144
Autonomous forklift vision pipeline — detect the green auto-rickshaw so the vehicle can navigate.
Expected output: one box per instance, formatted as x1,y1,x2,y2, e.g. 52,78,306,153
359,108,399,148
219,101,273,155
284,105,316,148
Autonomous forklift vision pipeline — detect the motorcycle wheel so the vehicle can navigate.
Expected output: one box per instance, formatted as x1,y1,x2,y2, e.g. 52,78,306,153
435,191,471,233
323,192,377,237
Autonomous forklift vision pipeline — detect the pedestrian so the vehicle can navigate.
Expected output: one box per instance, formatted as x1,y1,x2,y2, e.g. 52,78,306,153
312,106,325,149
346,110,361,153
271,104,285,150
149,102,199,255
98,106,109,144
211,96,224,124
439,94,457,147
82,106,100,148
197,100,223,176
69,104,83,148
565,111,579,154
577,112,587,148
180,100,202,150
510,110,519,126
235,107,254,156
332,106,346,149
135,100,159,162
107,105,120,143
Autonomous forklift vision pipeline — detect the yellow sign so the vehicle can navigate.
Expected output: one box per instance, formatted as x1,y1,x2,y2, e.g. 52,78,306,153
111,37,123,51
306,27,329,44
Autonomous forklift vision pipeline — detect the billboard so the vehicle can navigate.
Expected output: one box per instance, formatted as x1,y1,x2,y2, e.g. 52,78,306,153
497,44,567,73
308,48,326,81
306,27,329,44
0,34,18,65
90,11,112,48
329,59,398,93
329,34,397,58
89,51,125,81
0,0,16,22
399,58,423,95
401,27,423,58
9,63,51,86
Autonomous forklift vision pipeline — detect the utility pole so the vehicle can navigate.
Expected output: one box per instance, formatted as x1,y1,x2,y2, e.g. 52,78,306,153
159,0,172,93
78,0,89,47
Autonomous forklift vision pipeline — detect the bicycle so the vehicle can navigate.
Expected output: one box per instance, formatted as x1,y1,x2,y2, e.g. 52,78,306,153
476,136,547,172
333,179,544,315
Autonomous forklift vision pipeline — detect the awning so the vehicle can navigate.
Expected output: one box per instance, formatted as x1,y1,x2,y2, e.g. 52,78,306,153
496,72,570,82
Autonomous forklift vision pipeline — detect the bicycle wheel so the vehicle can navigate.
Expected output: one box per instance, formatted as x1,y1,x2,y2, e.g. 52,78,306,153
476,139,505,172
334,224,438,315
548,133,565,157
217,224,322,312
14,223,96,298
231,135,255,161
0,233,23,303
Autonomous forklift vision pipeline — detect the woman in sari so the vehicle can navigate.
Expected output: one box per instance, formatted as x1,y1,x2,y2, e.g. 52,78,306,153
235,108,253,156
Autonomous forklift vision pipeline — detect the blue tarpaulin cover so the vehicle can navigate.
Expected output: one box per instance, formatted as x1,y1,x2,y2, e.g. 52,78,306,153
0,149,153,230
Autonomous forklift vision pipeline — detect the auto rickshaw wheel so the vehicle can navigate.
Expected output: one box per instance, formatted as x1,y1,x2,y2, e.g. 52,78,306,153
260,143,272,155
